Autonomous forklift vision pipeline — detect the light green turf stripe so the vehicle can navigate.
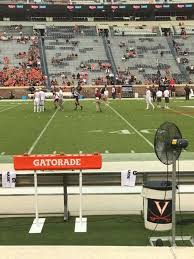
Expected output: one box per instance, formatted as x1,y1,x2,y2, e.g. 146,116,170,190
102,152,194,162
1,152,193,163
28,109,58,154
169,108,194,119
107,103,154,149
0,104,22,113
0,156,13,163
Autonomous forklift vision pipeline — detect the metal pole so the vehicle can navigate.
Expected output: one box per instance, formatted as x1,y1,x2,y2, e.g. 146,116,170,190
63,175,68,221
34,170,39,224
172,158,176,246
79,170,83,225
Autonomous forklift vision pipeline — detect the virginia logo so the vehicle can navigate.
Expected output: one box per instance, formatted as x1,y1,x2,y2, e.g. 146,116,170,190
154,201,169,216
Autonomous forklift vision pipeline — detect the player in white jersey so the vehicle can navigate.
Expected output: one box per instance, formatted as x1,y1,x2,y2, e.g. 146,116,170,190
53,90,59,109
103,87,109,105
39,88,46,112
58,87,64,111
156,89,163,108
164,89,170,109
33,89,40,112
145,87,154,110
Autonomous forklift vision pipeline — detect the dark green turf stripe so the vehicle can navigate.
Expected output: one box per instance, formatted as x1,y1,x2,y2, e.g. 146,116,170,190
0,215,193,246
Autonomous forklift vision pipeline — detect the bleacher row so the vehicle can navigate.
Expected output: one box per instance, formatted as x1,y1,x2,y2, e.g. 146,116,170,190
0,24,194,87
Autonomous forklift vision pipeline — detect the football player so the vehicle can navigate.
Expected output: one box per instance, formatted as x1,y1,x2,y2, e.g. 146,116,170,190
145,86,154,110
39,88,46,112
34,89,40,112
95,88,102,112
73,86,83,111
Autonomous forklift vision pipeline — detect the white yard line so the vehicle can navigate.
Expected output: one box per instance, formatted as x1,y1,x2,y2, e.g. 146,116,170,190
0,104,22,113
28,109,58,154
107,104,154,149
170,108,194,119
0,104,14,106
0,106,12,112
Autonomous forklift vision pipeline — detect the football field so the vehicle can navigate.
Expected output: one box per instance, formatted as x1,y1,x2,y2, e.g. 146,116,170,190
0,98,194,156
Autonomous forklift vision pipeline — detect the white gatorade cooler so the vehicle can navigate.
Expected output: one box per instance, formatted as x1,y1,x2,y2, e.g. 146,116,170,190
142,181,172,231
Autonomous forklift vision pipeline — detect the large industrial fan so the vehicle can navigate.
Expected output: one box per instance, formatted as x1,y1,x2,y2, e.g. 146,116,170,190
150,122,194,246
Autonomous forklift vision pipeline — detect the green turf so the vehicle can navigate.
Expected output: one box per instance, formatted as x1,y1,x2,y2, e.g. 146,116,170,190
0,215,193,245
1,99,194,155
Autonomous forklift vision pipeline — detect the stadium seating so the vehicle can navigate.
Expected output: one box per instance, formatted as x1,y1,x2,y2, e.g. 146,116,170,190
0,25,45,87
45,26,110,85
0,24,194,87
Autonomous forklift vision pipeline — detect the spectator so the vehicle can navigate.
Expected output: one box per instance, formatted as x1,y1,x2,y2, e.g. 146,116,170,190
112,86,116,99
184,85,191,100
0,41,45,87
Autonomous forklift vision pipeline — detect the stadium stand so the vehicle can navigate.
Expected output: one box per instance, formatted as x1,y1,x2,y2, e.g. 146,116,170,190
0,26,45,86
45,26,111,85
1,16,194,257
0,24,193,88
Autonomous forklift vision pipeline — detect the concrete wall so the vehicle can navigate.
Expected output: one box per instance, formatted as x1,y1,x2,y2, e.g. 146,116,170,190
1,84,194,99
0,190,193,216
0,87,29,99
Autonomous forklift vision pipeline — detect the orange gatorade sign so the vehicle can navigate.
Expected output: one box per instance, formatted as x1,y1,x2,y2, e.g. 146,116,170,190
13,154,102,171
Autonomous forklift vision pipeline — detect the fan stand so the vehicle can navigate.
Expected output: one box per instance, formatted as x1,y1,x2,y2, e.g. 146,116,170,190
150,154,194,247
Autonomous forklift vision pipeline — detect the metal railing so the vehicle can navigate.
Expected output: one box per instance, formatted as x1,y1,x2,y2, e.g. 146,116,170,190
1,171,194,187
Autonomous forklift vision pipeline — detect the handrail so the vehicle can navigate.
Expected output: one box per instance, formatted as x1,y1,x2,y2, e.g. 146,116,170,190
39,35,51,89
0,171,194,187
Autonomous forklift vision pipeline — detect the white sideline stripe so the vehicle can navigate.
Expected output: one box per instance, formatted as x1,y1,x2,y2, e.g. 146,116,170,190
28,109,58,154
0,104,21,113
170,108,194,119
107,104,154,148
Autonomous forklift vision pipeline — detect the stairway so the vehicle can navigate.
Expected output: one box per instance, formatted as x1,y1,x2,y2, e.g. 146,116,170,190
166,36,190,83
102,35,118,80
38,35,50,89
